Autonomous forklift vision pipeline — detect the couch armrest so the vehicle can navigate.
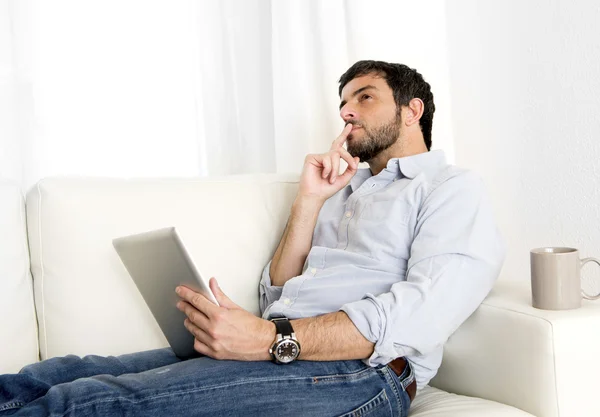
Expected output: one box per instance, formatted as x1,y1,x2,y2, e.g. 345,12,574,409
430,281,600,417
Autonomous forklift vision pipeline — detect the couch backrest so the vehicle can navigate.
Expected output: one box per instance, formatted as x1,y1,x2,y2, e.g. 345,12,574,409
26,175,299,360
0,180,39,372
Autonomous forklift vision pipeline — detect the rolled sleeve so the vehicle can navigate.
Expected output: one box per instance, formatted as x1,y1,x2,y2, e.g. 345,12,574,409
341,295,406,366
259,260,283,315
341,171,506,364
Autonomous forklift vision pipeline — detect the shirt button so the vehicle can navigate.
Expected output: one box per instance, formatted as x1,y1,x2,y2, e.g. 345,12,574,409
283,298,291,305
310,267,317,274
345,211,352,218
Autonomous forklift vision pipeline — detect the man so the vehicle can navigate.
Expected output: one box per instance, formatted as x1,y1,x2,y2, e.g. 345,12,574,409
0,60,504,416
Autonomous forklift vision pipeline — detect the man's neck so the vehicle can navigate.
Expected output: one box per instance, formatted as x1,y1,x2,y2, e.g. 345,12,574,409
368,137,428,176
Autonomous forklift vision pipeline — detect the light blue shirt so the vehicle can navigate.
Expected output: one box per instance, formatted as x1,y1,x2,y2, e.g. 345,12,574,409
259,150,505,389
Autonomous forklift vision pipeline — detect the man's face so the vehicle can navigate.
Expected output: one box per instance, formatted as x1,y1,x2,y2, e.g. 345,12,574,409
339,74,402,162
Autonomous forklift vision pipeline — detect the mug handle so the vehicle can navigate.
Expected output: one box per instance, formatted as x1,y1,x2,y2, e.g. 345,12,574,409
580,257,600,300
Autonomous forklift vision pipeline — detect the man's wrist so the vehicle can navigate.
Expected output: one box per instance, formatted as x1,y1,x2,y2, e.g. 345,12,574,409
293,194,326,212
261,319,277,361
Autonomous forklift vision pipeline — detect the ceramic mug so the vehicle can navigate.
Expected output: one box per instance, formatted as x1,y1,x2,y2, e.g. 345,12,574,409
530,247,600,310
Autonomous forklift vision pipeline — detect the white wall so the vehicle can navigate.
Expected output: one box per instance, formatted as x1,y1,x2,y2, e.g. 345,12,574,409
343,0,455,163
1,0,455,191
0,0,20,183
446,0,600,294
6,0,203,189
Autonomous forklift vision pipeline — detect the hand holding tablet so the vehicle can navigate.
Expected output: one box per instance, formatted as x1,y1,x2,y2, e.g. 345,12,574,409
113,227,218,358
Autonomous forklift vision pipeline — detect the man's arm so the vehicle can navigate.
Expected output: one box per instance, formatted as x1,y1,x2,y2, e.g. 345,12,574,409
266,123,358,287
176,281,373,361
176,124,365,360
176,170,505,364
268,196,324,286
291,311,374,360
339,171,506,364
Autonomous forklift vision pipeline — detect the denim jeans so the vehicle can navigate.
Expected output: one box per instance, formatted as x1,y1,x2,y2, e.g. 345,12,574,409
0,348,413,416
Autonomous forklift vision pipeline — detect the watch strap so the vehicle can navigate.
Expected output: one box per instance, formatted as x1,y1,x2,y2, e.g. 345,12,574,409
272,318,294,337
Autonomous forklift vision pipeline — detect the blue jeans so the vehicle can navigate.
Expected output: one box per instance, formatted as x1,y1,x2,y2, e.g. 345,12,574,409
0,348,413,416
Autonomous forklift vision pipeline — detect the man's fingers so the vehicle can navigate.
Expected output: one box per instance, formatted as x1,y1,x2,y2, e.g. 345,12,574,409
330,152,340,184
209,278,239,309
177,301,210,327
338,147,357,169
331,123,353,149
339,157,360,182
189,324,225,360
322,155,332,179
193,338,212,357
184,318,211,345
176,286,219,318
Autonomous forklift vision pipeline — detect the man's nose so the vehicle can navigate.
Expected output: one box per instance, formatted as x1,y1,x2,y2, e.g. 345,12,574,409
340,105,358,122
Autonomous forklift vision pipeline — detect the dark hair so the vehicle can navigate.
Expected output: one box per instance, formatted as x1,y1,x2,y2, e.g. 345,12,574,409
338,60,435,151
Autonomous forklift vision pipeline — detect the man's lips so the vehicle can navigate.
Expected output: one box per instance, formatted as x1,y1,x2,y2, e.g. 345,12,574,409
350,125,362,132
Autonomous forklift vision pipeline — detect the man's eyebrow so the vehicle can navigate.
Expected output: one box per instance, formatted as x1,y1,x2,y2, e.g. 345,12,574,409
339,85,378,110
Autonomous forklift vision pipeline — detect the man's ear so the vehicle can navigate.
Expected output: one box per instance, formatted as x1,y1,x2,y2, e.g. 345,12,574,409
403,98,424,127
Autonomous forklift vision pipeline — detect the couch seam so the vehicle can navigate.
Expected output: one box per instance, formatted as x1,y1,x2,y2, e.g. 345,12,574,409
481,302,560,416
36,181,48,358
481,301,555,322
19,186,40,361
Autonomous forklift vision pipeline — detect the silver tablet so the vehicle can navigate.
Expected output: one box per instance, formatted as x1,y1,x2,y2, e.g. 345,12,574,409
113,227,218,358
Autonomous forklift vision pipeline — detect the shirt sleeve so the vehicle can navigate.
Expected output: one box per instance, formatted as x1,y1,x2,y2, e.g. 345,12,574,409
259,260,283,316
340,170,506,365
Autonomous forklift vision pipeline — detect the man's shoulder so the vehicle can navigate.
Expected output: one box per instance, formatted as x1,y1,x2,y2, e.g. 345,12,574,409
424,164,485,202
430,163,479,185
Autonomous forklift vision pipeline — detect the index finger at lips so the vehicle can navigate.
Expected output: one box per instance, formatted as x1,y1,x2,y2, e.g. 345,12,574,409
331,123,353,149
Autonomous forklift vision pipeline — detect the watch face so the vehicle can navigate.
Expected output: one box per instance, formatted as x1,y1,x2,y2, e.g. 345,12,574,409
275,340,299,363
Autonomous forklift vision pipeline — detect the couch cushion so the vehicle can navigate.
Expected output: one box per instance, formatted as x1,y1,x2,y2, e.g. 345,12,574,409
0,180,39,372
26,175,299,359
409,386,534,416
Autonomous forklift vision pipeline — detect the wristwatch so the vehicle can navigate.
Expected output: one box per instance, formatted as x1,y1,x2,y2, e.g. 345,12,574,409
269,317,301,364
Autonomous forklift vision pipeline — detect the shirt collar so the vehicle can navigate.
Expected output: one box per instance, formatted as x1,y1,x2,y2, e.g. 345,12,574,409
349,150,447,191
396,149,447,179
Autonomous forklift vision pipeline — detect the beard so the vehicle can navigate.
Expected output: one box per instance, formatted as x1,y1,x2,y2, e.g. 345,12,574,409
346,113,402,162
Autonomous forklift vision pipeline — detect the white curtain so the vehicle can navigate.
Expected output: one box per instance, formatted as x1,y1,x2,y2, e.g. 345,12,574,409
0,0,454,191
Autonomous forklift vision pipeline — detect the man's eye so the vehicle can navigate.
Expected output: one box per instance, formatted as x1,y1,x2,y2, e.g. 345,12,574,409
361,94,372,100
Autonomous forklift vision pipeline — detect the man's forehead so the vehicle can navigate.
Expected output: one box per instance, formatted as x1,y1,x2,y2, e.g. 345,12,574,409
340,74,387,98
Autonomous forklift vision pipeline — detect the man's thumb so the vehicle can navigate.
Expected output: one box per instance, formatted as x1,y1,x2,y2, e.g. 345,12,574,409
209,278,239,309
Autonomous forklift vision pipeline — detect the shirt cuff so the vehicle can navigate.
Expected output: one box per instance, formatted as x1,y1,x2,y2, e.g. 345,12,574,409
341,295,412,366
259,260,283,315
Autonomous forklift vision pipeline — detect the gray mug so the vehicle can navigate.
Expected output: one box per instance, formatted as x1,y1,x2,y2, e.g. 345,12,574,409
530,247,600,310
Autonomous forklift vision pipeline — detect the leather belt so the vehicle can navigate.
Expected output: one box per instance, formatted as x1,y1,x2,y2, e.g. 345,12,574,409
387,357,416,402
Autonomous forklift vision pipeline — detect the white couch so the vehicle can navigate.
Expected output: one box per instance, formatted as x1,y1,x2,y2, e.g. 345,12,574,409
2,175,599,417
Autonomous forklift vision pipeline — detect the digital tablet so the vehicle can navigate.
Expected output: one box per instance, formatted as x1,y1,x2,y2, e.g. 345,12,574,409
113,227,218,358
